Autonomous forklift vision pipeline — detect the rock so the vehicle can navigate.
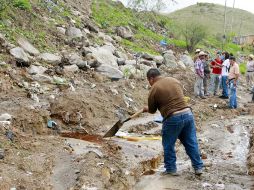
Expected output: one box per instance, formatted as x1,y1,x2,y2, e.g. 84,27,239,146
141,53,154,61
39,53,62,65
68,53,89,69
117,58,126,66
0,61,6,66
120,64,140,79
0,113,12,121
10,47,29,63
0,149,4,159
66,27,83,39
96,64,123,79
32,74,53,83
162,50,178,69
140,60,156,67
125,60,136,65
114,51,128,60
86,21,99,33
177,61,186,69
17,38,40,56
28,65,47,75
64,64,79,73
56,27,66,35
154,55,164,65
86,53,100,68
98,32,113,43
89,45,118,67
180,54,194,67
116,26,133,39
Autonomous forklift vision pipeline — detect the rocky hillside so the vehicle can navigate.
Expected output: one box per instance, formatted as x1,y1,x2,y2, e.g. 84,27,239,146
0,1,197,189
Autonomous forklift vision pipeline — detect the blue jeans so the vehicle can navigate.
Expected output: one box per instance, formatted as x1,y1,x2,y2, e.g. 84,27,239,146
162,111,203,172
221,76,228,97
229,80,237,109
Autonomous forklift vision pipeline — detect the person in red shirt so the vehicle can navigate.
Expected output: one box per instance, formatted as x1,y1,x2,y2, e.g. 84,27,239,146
209,51,223,96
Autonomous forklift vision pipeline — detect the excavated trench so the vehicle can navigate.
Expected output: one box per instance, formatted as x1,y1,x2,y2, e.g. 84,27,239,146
52,115,254,190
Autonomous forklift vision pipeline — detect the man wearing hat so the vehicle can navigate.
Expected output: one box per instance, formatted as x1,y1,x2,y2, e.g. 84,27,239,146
194,51,206,99
246,54,254,88
193,49,201,63
227,56,240,109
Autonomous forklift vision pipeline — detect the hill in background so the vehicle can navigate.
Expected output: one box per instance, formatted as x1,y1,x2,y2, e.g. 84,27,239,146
167,2,254,37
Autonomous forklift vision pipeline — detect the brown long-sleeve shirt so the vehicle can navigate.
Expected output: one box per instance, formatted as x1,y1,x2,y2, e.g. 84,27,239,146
148,77,188,118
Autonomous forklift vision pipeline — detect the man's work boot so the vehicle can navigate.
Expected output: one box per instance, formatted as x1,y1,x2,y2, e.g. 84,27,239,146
195,168,203,176
160,171,180,176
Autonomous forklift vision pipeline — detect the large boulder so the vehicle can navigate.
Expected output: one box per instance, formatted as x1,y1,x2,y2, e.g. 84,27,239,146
89,45,118,67
39,53,62,65
180,54,194,67
116,26,133,40
96,64,123,79
17,38,40,56
28,65,47,75
162,50,178,69
66,27,83,39
10,47,29,63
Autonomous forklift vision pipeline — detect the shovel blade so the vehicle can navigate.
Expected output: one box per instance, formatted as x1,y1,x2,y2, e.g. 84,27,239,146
103,120,123,138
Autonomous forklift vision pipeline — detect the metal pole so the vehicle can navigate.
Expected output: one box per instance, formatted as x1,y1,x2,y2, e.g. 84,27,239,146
230,0,236,33
222,0,227,50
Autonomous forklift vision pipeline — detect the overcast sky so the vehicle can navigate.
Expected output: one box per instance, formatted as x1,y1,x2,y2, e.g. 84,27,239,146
119,0,254,14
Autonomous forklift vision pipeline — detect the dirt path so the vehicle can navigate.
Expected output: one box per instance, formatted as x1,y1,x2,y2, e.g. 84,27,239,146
134,115,254,190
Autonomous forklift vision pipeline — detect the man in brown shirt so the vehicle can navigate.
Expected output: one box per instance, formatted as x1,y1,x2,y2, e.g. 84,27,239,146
143,68,203,176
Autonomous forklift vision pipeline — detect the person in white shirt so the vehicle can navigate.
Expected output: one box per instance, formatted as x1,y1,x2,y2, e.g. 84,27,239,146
219,52,230,99
246,54,254,88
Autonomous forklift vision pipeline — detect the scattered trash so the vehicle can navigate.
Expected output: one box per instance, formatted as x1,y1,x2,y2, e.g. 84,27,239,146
0,113,12,121
96,162,104,166
202,182,212,188
0,149,5,159
110,88,118,95
69,83,75,91
53,76,67,85
91,83,96,89
154,115,163,123
215,183,225,190
47,120,58,130
5,131,14,141
213,104,218,111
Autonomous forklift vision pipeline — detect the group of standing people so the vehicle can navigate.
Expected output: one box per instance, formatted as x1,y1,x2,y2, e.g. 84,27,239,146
194,49,241,109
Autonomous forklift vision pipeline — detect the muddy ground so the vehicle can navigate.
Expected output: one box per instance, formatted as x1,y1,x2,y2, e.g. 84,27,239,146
0,66,254,189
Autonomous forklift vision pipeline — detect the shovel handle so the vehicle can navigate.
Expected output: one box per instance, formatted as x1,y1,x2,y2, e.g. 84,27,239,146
129,109,144,119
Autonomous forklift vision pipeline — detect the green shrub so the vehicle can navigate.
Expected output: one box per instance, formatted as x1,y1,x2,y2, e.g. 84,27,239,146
13,0,31,10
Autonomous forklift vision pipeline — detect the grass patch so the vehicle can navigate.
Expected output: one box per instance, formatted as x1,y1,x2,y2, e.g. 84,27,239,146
239,63,247,75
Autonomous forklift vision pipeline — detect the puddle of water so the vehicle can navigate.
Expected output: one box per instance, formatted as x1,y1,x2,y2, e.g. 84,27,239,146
61,132,104,144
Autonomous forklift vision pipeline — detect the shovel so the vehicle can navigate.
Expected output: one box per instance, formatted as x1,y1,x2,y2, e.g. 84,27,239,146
103,109,144,138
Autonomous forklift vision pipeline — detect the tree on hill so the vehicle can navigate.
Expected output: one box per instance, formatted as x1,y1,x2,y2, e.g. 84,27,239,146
182,23,207,52
126,0,177,12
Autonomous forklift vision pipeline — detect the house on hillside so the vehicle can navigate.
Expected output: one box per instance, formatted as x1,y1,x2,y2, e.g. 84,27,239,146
233,35,254,46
